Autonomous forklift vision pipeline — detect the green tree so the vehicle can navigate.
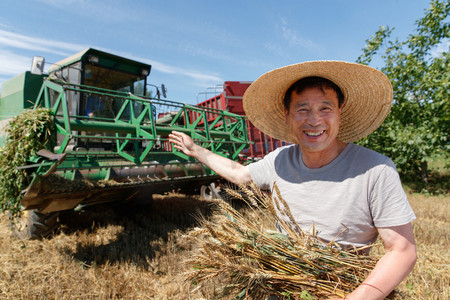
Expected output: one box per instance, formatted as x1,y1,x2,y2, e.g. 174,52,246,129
356,0,449,186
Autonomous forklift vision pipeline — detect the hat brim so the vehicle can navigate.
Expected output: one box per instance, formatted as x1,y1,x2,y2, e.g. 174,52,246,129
243,61,393,144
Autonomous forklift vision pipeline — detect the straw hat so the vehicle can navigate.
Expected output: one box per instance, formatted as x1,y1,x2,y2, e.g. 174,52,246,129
242,61,393,143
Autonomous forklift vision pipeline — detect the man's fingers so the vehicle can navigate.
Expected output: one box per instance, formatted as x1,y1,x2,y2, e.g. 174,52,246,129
168,133,182,142
168,133,178,139
169,139,181,146
170,131,183,138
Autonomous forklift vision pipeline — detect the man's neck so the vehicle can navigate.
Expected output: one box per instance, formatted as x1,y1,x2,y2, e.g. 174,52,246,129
301,141,348,169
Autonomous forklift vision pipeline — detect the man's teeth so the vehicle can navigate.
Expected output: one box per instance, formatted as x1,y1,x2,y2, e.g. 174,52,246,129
305,130,324,137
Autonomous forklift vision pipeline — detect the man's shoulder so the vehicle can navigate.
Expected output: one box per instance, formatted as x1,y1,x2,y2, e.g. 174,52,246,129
346,143,396,169
348,143,391,159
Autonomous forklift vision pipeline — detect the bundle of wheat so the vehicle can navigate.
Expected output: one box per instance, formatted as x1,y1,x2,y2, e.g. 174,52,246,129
185,183,382,299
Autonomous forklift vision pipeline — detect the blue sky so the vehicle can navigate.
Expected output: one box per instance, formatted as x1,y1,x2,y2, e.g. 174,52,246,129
0,0,438,104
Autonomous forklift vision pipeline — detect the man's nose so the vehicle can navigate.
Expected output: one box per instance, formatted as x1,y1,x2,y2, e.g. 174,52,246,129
306,110,321,125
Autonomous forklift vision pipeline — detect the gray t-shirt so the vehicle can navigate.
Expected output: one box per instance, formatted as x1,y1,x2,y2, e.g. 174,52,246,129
248,143,416,248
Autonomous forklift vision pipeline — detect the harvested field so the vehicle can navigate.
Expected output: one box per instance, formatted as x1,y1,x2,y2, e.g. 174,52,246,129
0,190,448,299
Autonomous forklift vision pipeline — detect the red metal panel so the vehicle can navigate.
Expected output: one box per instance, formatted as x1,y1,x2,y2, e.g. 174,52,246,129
196,81,288,159
224,81,252,97
223,81,251,115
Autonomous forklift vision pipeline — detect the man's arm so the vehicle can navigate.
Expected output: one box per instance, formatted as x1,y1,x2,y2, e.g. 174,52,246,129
330,223,417,300
168,131,252,185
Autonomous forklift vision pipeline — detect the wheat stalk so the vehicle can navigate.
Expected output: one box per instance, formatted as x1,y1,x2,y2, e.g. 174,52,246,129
185,183,382,299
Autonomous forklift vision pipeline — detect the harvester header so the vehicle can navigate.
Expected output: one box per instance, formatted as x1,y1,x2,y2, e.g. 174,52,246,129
0,48,250,239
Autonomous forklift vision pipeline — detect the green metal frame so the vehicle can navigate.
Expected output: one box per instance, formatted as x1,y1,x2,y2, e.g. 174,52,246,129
31,79,250,179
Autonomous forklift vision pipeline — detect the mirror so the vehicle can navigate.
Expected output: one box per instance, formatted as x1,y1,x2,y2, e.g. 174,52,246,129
31,56,45,75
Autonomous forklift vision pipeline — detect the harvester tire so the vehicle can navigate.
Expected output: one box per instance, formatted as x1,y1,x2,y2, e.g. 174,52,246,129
200,183,222,200
9,210,60,240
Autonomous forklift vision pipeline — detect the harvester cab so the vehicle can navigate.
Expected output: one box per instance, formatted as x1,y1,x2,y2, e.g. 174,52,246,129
0,48,250,239
47,49,152,117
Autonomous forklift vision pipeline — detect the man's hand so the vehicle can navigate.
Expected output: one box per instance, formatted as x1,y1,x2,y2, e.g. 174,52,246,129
168,130,252,185
168,131,197,157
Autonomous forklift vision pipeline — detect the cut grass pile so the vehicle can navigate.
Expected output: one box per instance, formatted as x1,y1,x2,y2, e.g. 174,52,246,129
0,108,55,215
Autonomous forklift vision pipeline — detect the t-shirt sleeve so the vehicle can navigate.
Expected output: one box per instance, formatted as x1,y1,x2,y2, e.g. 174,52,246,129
247,150,279,189
369,161,416,227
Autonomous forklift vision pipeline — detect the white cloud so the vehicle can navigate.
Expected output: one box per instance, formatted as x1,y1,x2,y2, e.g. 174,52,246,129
280,21,324,55
138,57,223,88
265,42,289,58
430,38,449,58
266,17,325,58
0,29,222,89
0,29,86,56
265,18,325,58
145,58,222,85
0,49,30,76
92,47,223,86
36,0,138,24
0,29,88,79
181,43,232,63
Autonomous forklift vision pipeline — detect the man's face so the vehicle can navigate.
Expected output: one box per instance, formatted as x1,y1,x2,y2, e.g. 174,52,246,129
284,87,342,154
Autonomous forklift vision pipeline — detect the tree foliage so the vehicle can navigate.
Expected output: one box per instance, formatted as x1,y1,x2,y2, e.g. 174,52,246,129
356,0,449,185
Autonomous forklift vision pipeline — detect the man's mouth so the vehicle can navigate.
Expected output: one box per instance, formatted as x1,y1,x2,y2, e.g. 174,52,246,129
304,130,325,137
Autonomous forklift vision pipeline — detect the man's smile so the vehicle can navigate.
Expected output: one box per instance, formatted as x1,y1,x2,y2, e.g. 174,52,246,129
304,130,325,137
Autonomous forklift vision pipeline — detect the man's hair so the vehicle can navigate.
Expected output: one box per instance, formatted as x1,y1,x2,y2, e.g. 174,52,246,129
283,76,344,111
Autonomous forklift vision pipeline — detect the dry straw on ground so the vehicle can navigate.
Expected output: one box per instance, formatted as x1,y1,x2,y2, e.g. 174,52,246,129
185,183,383,299
0,188,448,299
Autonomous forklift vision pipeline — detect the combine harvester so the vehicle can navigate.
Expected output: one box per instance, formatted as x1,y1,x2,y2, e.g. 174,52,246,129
0,48,250,239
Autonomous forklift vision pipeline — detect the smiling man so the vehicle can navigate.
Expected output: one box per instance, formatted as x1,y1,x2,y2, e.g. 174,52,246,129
169,61,417,299
282,76,346,168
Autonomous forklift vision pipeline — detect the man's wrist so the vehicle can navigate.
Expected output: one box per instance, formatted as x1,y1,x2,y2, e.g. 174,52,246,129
192,144,213,162
360,283,384,295
344,282,385,300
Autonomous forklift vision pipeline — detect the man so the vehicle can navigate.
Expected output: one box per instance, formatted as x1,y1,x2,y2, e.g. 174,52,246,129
169,61,417,299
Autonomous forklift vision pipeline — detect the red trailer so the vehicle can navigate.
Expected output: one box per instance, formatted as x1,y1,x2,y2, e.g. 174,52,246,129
196,81,288,159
